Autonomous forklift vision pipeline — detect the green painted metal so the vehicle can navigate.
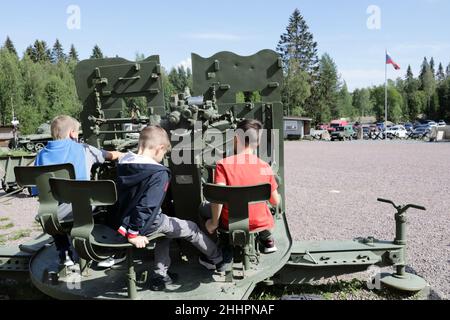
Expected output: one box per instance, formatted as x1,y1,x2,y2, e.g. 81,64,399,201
0,49,429,300
14,164,76,237
0,155,36,192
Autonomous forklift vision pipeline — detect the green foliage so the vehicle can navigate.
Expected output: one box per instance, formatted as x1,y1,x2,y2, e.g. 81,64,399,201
0,49,23,126
277,8,319,76
277,8,318,119
68,44,79,62
51,39,66,64
314,53,340,122
337,82,354,119
282,58,310,116
161,67,176,106
168,66,192,94
3,36,17,57
353,88,373,117
26,40,51,63
90,45,104,59
0,39,82,134
0,223,14,230
236,91,262,104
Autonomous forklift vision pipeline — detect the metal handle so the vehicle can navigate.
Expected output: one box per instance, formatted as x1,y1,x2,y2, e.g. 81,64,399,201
378,198,426,212
377,198,395,206
405,204,426,211
118,76,141,81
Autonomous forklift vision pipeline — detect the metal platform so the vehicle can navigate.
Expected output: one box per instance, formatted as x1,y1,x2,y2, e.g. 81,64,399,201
29,215,292,300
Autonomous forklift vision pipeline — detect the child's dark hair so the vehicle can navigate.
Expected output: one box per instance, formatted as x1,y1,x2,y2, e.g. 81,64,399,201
236,119,263,148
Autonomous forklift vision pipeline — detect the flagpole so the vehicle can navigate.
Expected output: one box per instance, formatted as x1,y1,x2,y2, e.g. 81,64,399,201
385,49,388,139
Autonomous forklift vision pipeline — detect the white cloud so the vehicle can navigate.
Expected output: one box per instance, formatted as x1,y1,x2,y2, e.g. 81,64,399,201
182,33,243,41
177,57,192,70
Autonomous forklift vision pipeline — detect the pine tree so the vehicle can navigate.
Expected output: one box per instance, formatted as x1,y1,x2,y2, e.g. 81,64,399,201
405,65,419,93
316,53,340,122
436,63,445,83
30,40,51,63
337,82,354,119
51,39,66,63
276,9,319,77
90,45,104,59
24,46,34,60
445,63,450,79
352,88,372,118
68,44,79,62
3,36,17,57
168,66,190,93
282,57,311,116
430,57,436,79
0,49,24,125
419,57,436,116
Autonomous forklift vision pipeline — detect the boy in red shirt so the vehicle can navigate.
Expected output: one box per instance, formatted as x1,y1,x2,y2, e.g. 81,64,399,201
205,119,281,253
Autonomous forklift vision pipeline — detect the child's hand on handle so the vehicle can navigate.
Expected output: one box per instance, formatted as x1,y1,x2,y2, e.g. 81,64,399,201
128,236,149,249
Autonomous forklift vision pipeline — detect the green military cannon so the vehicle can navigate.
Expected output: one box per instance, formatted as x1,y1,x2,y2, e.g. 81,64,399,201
0,153,36,193
0,50,428,300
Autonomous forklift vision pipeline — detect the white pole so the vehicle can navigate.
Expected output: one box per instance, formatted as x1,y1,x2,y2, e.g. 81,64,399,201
385,49,388,139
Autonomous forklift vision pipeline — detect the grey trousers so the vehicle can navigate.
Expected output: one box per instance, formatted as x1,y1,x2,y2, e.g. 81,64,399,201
151,214,223,277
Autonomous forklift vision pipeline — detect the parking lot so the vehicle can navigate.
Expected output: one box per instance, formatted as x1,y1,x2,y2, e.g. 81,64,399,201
1,139,449,299
284,140,449,299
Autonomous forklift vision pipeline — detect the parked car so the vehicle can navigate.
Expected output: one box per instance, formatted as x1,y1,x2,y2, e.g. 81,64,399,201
330,125,355,141
328,120,349,133
404,123,413,131
362,126,371,140
426,121,438,128
385,125,408,139
438,120,446,127
316,123,330,131
410,126,431,139
376,122,386,131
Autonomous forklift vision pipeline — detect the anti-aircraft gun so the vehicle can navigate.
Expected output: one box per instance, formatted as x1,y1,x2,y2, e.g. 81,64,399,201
0,50,428,300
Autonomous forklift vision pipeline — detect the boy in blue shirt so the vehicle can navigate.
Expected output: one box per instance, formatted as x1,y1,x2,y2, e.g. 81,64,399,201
35,115,123,266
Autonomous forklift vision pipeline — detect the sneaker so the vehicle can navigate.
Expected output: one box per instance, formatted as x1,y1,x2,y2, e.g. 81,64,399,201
199,255,231,273
261,239,278,254
150,272,178,291
59,250,75,267
97,255,127,268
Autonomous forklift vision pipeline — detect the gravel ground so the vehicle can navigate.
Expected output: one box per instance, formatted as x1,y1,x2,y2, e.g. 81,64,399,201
0,140,449,299
284,140,449,300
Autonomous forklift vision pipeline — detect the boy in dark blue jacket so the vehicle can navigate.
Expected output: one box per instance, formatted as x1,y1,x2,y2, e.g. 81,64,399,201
116,126,224,291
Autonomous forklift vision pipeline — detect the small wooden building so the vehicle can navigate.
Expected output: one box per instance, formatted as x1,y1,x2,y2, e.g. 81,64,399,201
0,126,14,148
284,117,312,140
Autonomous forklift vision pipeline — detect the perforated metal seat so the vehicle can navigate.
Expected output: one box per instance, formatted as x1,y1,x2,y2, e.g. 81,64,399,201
49,178,164,299
203,183,271,280
14,164,76,236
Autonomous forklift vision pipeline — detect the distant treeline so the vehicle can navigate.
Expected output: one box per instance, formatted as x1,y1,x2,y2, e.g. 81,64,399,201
0,38,191,134
1,10,450,135
276,9,450,124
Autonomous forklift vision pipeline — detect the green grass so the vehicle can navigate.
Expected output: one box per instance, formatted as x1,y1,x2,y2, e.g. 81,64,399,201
250,279,420,300
0,150,35,157
8,229,32,241
0,217,10,222
0,234,6,246
0,223,14,230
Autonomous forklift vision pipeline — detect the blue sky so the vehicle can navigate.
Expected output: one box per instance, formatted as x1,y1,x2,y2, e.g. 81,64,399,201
0,0,449,91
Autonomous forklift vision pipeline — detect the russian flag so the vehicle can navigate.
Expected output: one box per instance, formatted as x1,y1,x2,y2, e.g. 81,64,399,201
386,52,401,70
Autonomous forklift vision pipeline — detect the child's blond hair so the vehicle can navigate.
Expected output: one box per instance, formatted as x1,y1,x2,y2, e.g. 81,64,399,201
51,115,80,140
